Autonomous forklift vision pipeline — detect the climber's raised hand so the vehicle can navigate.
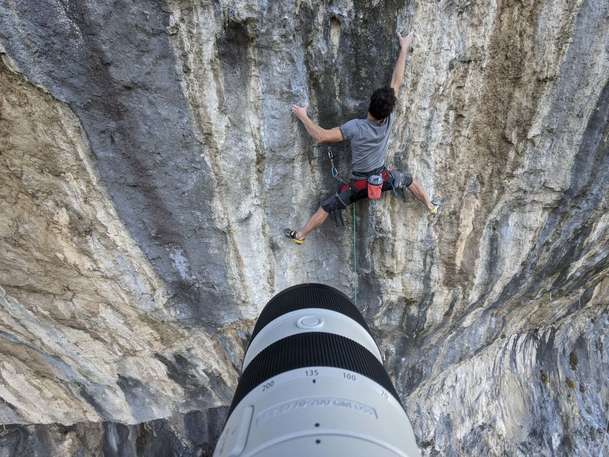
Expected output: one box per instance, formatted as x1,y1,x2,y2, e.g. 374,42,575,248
398,31,415,51
391,32,414,93
291,104,309,121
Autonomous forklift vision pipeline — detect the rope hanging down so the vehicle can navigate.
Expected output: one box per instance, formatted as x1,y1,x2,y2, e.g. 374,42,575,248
327,150,358,305
352,203,358,306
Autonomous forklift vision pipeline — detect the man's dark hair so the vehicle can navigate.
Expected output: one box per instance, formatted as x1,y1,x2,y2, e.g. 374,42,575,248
368,87,396,120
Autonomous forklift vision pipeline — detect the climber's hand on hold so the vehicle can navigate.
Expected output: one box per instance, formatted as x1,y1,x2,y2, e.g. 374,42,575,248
291,104,342,144
391,32,414,93
291,105,309,121
398,31,415,51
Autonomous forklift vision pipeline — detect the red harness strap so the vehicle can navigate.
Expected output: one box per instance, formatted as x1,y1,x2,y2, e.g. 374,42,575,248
339,169,392,193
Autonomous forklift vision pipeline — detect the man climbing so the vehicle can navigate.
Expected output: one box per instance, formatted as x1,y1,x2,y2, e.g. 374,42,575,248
284,31,437,245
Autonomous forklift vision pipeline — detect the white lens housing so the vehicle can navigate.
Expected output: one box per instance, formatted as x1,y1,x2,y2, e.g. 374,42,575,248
213,284,421,457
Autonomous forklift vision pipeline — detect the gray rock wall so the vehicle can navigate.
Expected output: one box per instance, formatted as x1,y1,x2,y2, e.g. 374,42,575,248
0,407,226,457
0,62,236,429
0,0,608,456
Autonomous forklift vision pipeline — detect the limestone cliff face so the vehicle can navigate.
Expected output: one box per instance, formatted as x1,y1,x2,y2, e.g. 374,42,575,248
0,0,607,456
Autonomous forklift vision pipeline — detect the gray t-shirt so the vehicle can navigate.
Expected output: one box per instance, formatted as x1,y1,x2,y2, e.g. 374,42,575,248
339,114,393,174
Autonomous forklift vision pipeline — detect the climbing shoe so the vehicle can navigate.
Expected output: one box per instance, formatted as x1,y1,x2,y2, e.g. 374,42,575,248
429,198,442,216
284,228,304,245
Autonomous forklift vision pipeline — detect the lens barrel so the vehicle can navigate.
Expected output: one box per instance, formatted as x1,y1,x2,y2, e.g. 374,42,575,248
213,283,420,457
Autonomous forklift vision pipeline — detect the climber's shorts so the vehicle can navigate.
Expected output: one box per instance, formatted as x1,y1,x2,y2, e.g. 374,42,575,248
321,168,413,213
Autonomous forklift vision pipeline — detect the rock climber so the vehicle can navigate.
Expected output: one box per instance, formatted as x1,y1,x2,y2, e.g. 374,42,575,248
284,31,437,245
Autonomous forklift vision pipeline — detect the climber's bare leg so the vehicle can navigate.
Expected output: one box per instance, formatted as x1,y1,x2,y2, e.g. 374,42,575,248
407,179,435,212
296,207,329,240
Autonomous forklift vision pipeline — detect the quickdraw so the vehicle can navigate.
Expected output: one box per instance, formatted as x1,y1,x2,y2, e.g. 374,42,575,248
327,150,347,226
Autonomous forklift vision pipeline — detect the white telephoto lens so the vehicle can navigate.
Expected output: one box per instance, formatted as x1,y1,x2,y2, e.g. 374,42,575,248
214,283,421,457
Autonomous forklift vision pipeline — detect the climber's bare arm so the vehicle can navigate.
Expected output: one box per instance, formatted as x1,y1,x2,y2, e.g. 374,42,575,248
390,32,415,95
291,105,344,144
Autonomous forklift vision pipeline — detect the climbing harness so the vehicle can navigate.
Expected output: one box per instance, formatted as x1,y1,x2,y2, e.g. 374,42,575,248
326,151,405,305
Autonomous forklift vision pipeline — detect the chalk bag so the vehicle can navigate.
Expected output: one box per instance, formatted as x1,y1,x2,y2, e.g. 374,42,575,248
367,174,383,200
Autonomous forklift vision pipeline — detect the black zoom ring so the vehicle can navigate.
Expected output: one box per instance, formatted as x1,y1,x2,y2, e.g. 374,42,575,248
229,332,401,417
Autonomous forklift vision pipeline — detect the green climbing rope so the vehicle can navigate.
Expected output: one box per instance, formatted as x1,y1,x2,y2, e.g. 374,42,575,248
327,150,358,305
352,203,358,306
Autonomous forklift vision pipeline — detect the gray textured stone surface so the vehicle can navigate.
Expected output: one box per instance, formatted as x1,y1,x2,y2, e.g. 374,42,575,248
0,0,608,456
0,407,227,457
0,60,237,426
